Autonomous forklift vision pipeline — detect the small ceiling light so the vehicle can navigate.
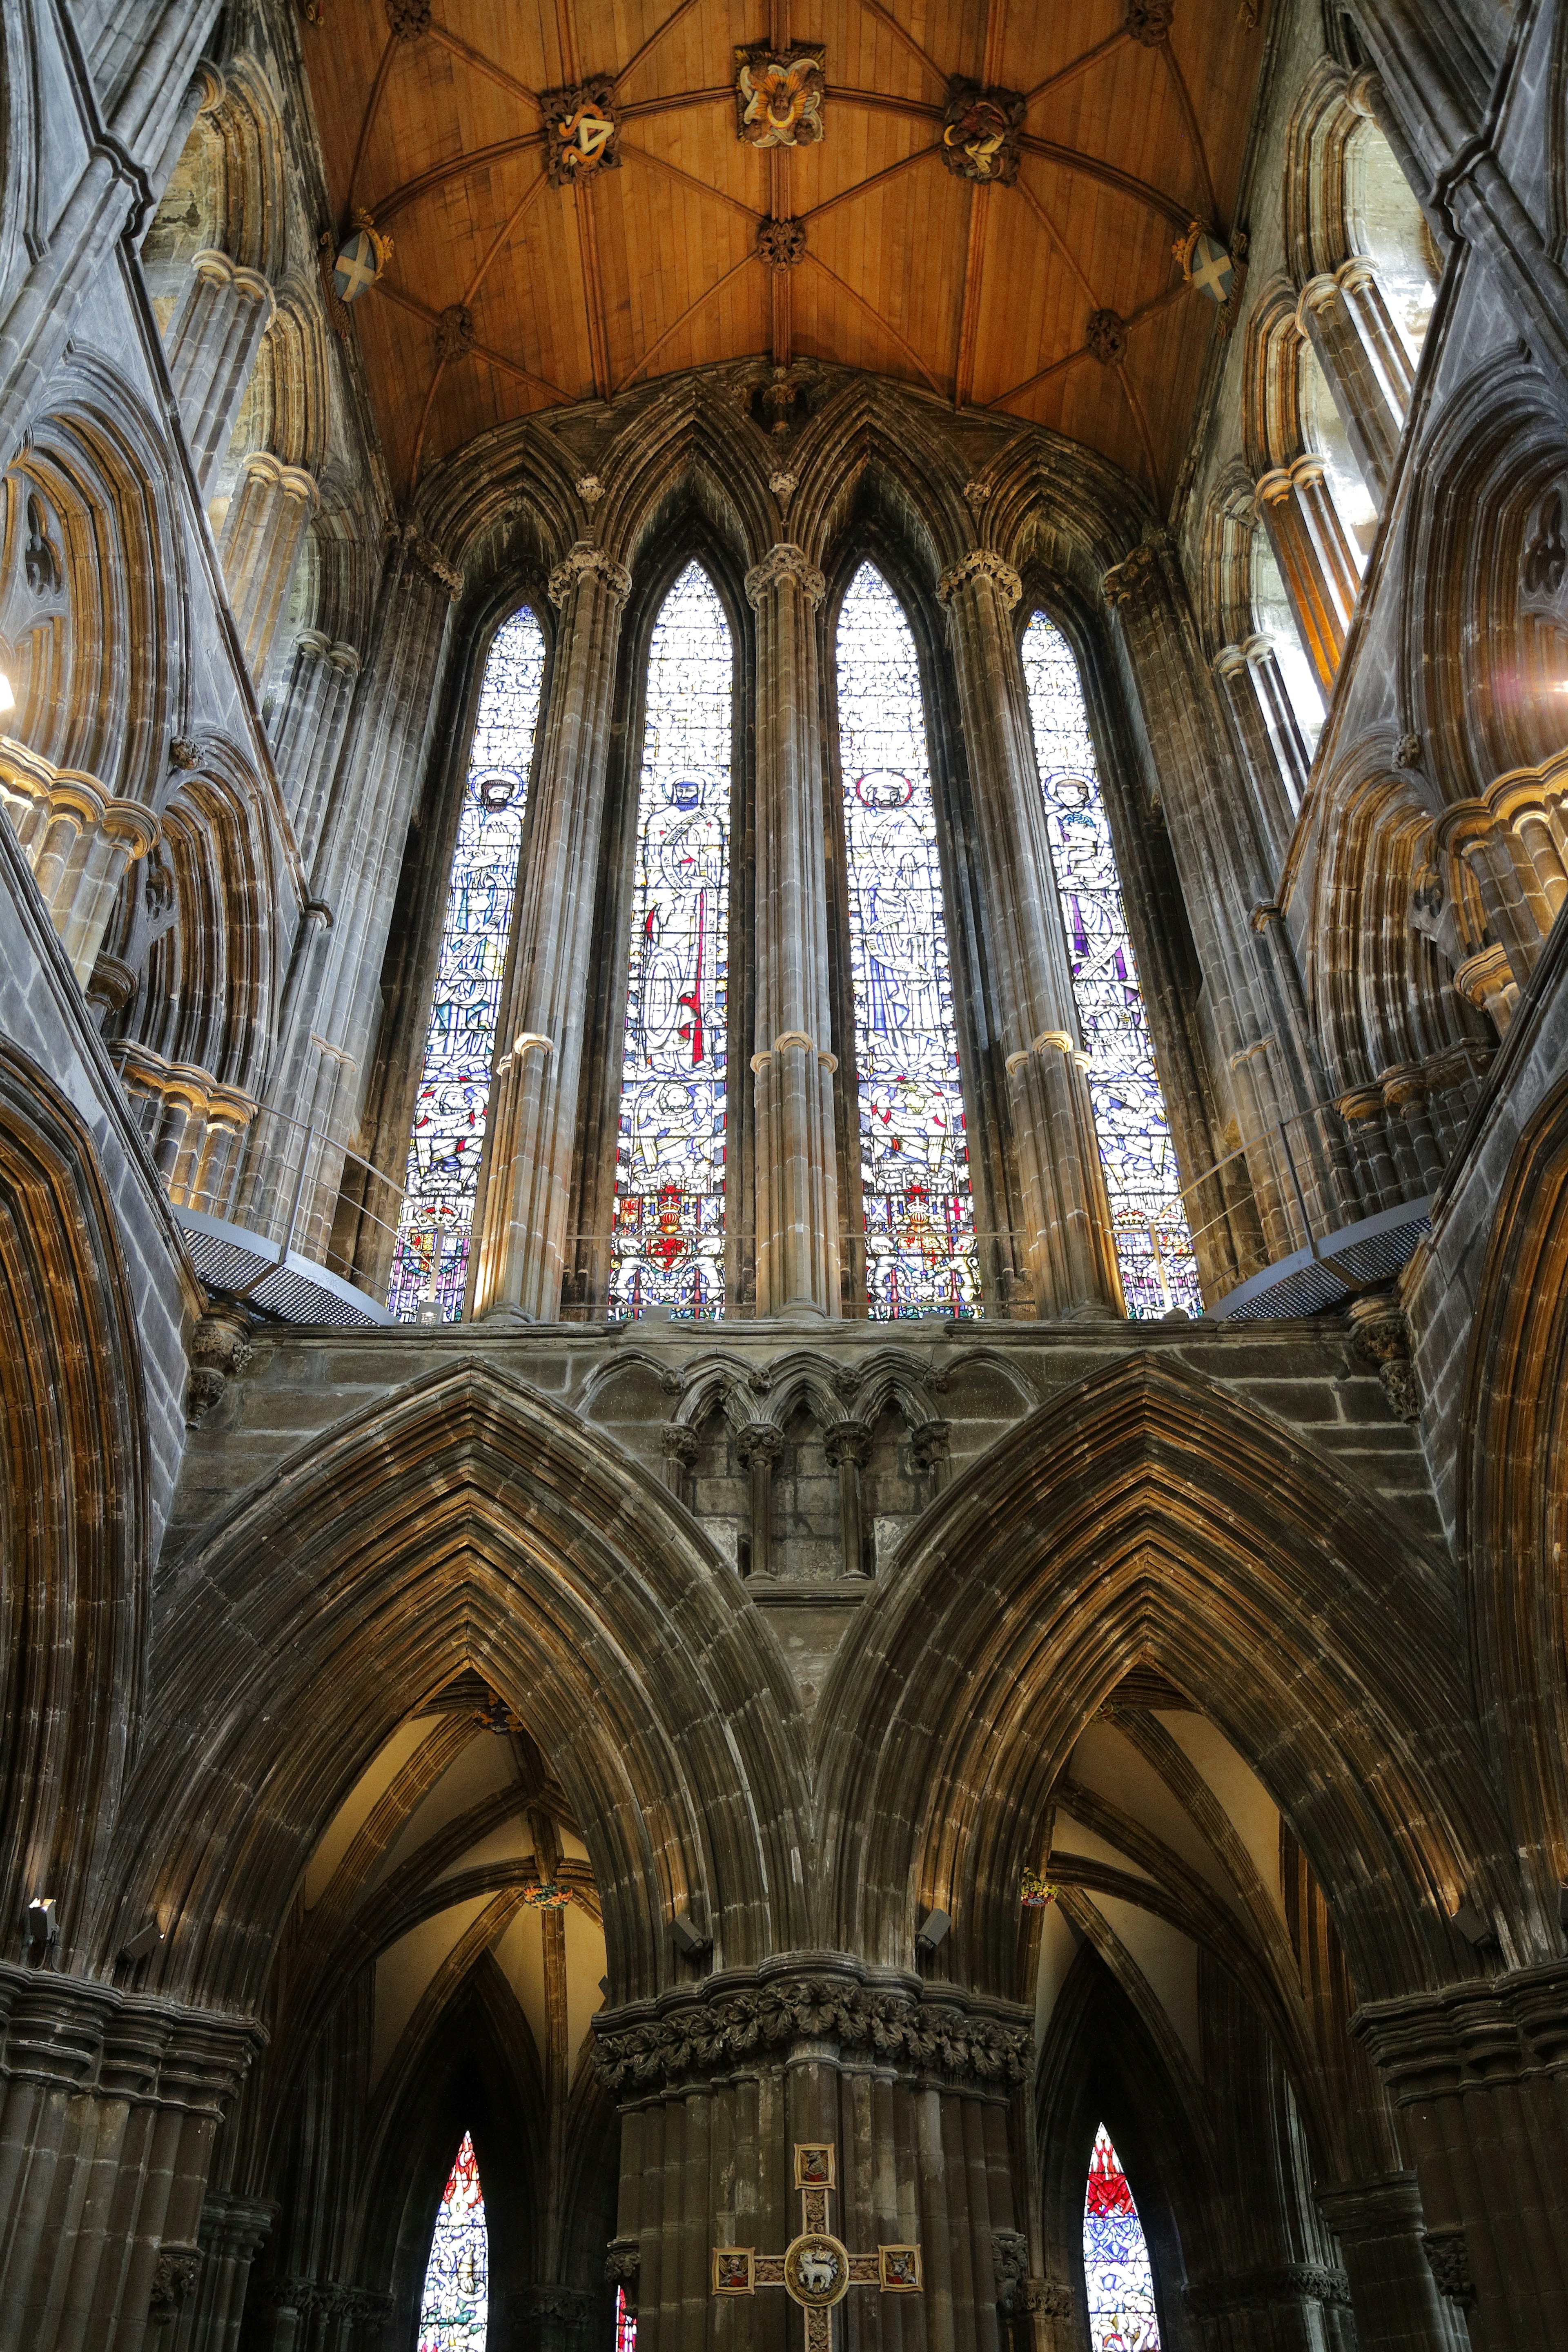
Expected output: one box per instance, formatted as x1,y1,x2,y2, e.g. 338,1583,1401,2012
1450,1900,1495,1949
120,1921,163,1964
24,1896,57,1949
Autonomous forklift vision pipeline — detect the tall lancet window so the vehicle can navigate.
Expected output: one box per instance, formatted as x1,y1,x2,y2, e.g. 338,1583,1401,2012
1084,2125,1160,2352
610,562,731,1318
1021,614,1201,1318
390,609,546,1322
836,563,978,1317
417,2130,488,2351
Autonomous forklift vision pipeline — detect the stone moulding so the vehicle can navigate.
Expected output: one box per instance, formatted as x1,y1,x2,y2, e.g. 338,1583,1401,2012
593,1964,1033,2099
1185,2265,1353,2317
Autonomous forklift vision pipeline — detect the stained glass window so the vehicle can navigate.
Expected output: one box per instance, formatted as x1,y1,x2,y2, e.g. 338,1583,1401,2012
1084,2125,1160,2352
1021,613,1202,1318
837,562,978,1317
417,2130,488,2352
610,562,730,1318
614,2286,637,2350
389,610,546,1322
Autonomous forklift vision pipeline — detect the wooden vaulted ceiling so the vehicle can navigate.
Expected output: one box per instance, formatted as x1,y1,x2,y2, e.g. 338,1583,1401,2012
302,0,1270,502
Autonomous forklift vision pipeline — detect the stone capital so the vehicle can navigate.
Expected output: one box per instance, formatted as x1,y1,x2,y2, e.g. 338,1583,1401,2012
736,1422,785,1469
1101,541,1160,607
660,1423,700,1465
823,1419,871,1469
744,542,825,609
937,548,1022,609
547,539,631,609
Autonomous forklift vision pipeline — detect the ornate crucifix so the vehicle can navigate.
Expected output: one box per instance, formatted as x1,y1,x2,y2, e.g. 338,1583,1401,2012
712,2143,922,2349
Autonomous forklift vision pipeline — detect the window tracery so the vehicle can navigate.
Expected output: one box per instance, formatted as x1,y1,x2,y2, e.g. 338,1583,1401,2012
417,2130,488,2352
1084,2124,1160,2352
389,608,546,1322
1021,614,1201,1317
610,561,731,1318
836,562,979,1318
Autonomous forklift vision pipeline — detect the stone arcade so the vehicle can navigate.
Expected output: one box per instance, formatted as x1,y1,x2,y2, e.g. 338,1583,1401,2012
1,3,1567,2351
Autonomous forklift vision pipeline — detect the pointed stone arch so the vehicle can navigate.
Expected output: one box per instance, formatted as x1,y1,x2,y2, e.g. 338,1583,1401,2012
97,1359,814,2011
817,1352,1523,2003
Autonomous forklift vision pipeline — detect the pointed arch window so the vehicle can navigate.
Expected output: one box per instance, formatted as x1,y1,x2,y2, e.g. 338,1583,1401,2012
610,561,731,1318
1021,615,1201,1317
836,561,978,1317
614,2286,637,2349
1084,2124,1160,2352
417,2130,488,2352
389,608,546,1322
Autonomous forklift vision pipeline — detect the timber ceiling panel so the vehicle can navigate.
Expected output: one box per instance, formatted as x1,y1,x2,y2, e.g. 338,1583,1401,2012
301,0,1269,501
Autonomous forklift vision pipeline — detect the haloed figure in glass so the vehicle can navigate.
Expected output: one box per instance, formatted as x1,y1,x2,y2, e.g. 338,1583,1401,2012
837,563,979,1317
1084,2125,1161,2352
417,2131,488,2352
1021,613,1201,1317
610,563,731,1317
389,610,546,1322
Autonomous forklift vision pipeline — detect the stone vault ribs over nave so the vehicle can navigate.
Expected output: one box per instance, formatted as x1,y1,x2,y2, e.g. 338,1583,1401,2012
1,2,1568,2351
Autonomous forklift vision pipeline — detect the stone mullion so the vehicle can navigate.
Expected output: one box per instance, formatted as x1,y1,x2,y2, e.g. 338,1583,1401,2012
1298,276,1402,504
1336,263,1416,420
165,253,276,494
745,544,840,1321
468,542,628,1322
938,553,1121,1320
218,456,320,680
1213,644,1300,881
270,634,362,866
1254,461,1360,693
736,1423,782,1581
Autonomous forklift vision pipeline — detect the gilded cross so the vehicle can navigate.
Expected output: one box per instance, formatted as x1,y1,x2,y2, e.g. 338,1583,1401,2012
712,2143,922,2350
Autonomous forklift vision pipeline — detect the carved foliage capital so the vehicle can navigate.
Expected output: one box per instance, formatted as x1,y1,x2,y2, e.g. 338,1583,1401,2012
744,542,826,608
937,549,1022,608
548,540,632,609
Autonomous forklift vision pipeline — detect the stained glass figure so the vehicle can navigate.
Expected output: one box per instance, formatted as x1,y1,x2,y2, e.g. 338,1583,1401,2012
417,2130,488,2352
388,609,546,1322
615,2285,637,2350
1021,613,1202,1318
836,563,979,1317
1084,2125,1160,2352
610,562,731,1318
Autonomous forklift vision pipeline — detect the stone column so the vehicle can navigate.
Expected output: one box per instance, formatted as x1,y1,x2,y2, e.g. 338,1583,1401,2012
659,1423,699,1506
1254,459,1361,693
938,550,1123,1319
170,2193,274,2352
735,1423,782,1581
1296,267,1408,505
218,455,320,680
1102,541,1358,1269
1,744,159,986
269,632,362,864
163,249,276,492
469,541,630,1323
1212,638,1310,878
1354,1964,1568,2350
594,1966,1034,2352
744,543,841,1320
1434,800,1545,1001
823,1419,871,1578
1316,2174,1463,2352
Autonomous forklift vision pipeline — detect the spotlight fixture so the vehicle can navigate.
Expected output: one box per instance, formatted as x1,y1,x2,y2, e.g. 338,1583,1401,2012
915,1907,950,1953
24,1897,57,1950
670,1911,711,1960
599,1975,610,1997
1450,1900,1495,1949
120,1921,163,1965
